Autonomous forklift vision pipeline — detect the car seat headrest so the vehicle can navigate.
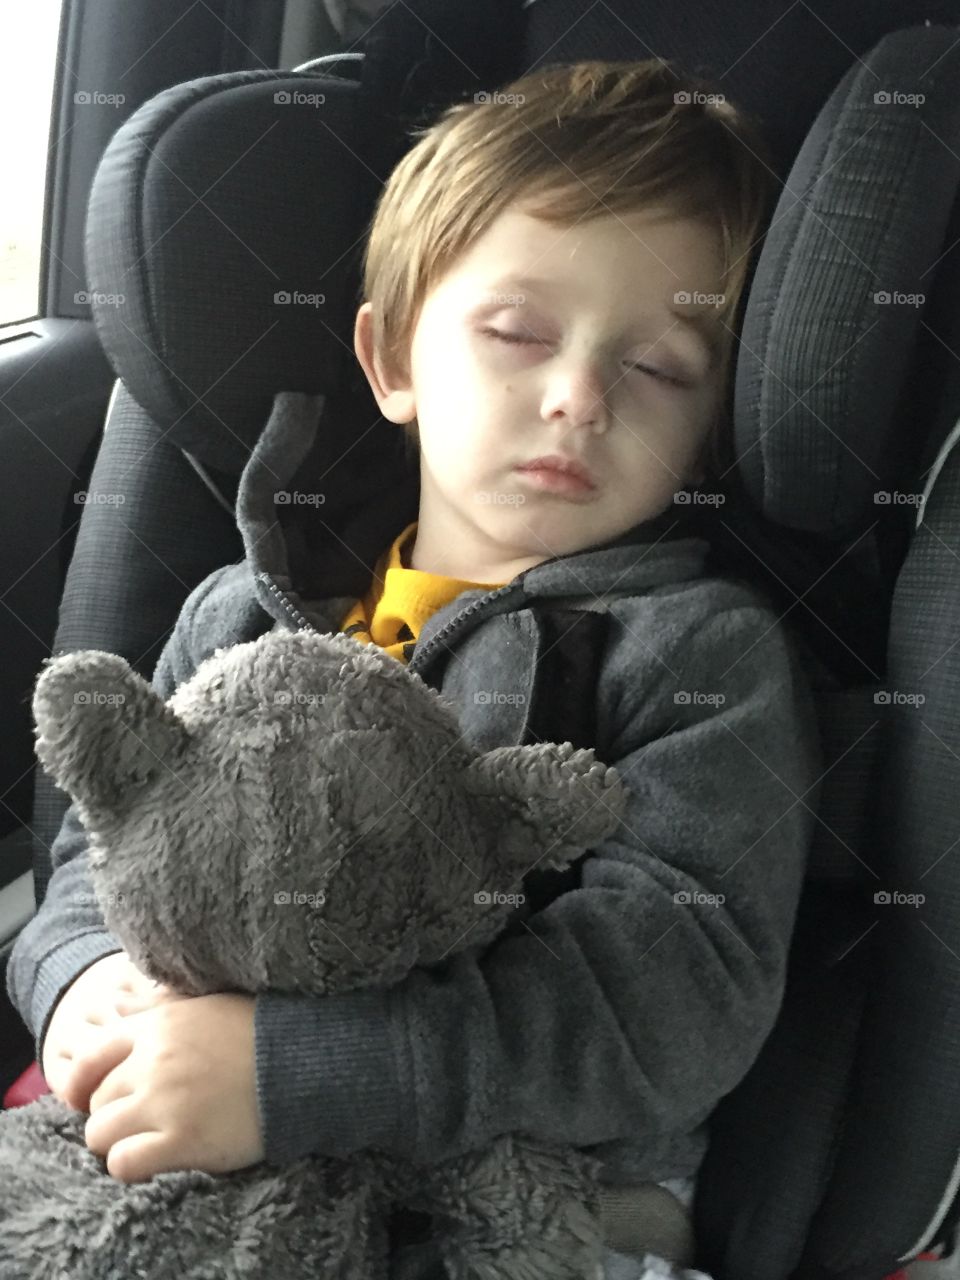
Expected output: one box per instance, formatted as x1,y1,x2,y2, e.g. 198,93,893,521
82,0,526,479
83,68,380,475
733,22,960,537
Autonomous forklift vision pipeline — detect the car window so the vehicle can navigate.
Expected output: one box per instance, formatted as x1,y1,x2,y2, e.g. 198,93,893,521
0,1,64,327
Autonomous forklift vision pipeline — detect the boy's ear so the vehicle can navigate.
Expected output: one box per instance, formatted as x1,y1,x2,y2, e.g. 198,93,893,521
354,303,417,426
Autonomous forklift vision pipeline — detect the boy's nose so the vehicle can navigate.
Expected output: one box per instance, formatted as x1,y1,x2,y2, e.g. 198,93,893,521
539,362,613,430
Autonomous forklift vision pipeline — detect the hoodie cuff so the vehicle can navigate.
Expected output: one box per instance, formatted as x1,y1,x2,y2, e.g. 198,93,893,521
32,932,125,1065
254,987,411,1165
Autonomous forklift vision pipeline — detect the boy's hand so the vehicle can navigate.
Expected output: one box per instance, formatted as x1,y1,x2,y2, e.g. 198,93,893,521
41,951,188,1105
76,993,264,1183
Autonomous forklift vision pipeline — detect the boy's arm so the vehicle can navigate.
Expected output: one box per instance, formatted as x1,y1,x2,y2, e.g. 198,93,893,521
5,564,256,1066
254,585,823,1169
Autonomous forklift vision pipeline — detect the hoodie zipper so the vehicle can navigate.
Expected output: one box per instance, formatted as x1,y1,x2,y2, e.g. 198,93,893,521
407,583,524,675
258,573,318,633
259,570,524,672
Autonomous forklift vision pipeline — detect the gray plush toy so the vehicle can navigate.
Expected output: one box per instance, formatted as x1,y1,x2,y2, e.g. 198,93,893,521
0,627,628,1280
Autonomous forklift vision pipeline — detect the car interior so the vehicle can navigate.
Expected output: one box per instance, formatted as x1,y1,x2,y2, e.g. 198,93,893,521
1,2,960,1278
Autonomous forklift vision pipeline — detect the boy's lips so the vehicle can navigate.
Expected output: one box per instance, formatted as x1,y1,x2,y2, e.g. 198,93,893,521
515,462,598,498
516,454,597,490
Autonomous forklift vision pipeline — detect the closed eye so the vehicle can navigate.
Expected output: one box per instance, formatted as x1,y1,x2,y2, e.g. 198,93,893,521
480,327,691,389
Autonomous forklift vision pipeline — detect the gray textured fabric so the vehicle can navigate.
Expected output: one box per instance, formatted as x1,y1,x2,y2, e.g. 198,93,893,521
30,382,245,906
7,393,822,1255
599,1182,696,1263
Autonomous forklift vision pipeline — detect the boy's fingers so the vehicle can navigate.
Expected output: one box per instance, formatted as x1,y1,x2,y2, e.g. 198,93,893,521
63,1027,136,1115
115,987,183,1015
42,1056,69,1101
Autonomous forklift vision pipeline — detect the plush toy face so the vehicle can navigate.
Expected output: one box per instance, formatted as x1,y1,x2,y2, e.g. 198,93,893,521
32,629,625,999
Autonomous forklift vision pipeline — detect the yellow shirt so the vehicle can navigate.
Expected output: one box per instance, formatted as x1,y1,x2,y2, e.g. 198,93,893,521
338,521,508,665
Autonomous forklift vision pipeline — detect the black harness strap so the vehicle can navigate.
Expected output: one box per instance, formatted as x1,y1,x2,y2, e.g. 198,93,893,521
515,605,614,918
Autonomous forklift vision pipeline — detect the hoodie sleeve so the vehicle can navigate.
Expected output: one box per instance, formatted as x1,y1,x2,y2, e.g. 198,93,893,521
253,582,824,1168
5,564,243,1066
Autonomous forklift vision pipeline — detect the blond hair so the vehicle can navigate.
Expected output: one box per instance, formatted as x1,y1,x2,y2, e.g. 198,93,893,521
358,58,778,480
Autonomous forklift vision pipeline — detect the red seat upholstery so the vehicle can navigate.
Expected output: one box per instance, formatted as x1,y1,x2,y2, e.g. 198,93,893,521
882,1255,942,1279
3,1061,51,1109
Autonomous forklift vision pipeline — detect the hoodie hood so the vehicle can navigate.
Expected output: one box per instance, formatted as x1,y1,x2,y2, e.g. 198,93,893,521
235,392,718,641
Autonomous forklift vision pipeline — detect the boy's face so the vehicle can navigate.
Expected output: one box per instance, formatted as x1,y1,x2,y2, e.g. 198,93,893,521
354,204,727,580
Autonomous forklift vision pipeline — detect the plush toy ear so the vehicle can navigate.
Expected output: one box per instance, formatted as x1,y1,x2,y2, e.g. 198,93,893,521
32,650,190,821
462,742,627,872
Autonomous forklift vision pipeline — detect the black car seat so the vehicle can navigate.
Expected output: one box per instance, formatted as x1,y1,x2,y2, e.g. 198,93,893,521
7,3,960,1278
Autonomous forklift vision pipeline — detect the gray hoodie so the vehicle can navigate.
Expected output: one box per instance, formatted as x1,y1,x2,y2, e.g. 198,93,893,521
7,391,823,1208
